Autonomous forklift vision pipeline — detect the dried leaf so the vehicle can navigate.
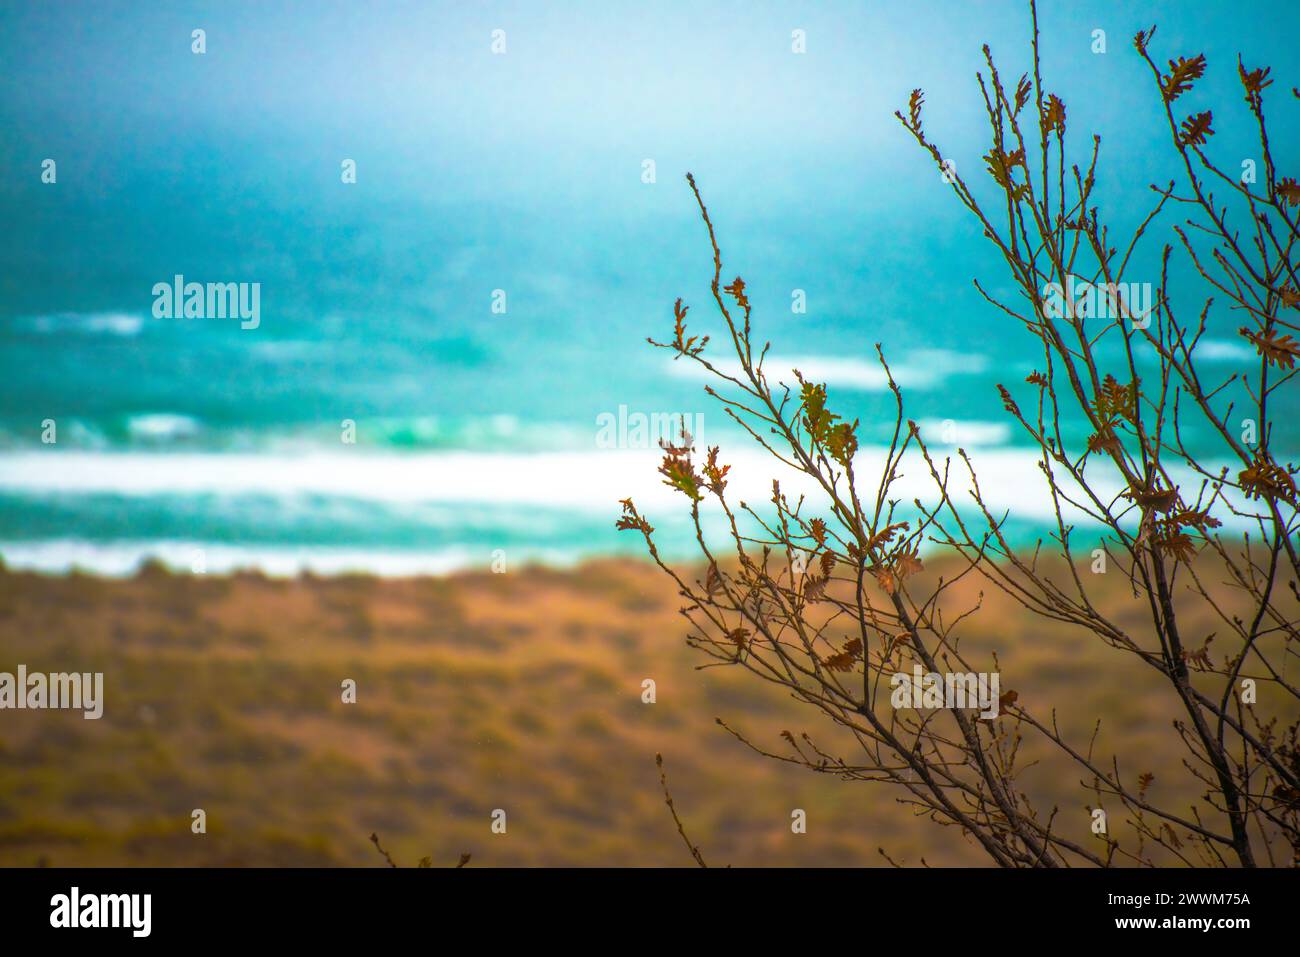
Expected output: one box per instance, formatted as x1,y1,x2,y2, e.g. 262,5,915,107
1126,485,1179,513
1239,455,1298,503
1179,110,1214,146
822,637,864,672
1240,326,1300,369
895,549,924,581
615,498,654,535
907,88,924,133
702,446,731,494
1237,61,1273,97
725,627,751,651
1156,530,1197,563
723,276,750,311
1013,73,1032,116
867,522,909,553
1169,508,1221,532
705,562,723,596
1041,93,1066,135
827,420,859,467
872,565,897,595
1094,374,1139,422
1087,424,1123,455
984,147,1030,201
809,518,827,546
1161,54,1206,103
1182,636,1214,671
649,297,708,358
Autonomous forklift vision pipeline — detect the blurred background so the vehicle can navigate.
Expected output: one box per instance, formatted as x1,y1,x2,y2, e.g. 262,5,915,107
2,0,1295,573
0,1,1295,868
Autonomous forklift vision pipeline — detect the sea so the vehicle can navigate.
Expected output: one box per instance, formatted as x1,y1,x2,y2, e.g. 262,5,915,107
0,0,1292,576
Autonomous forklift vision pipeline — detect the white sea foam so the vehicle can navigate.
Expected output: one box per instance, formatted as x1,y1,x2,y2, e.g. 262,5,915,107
0,445,1109,519
21,312,145,337
666,348,989,391
4,444,1255,576
0,539,494,577
126,414,202,441
1194,338,1253,362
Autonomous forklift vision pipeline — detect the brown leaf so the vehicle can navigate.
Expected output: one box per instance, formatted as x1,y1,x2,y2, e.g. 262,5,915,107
1094,374,1139,422
648,297,708,358
809,518,827,546
1240,326,1300,369
725,627,751,651
895,549,924,581
702,446,731,494
867,522,909,553
873,565,897,595
984,147,1030,201
1088,424,1123,455
1169,508,1221,532
822,637,864,672
907,88,924,133
723,276,750,311
1041,93,1066,135
615,499,654,535
1126,485,1179,513
1182,636,1214,671
819,550,835,578
1013,73,1033,116
1179,110,1214,146
1161,54,1206,103
705,562,723,596
1239,455,1298,503
1156,530,1197,563
1237,61,1273,97
827,419,859,467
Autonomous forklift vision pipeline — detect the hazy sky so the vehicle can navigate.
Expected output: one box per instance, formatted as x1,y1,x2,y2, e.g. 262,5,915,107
2,0,1295,208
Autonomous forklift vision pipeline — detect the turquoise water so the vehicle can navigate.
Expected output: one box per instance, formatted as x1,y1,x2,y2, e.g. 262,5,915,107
0,1,1294,573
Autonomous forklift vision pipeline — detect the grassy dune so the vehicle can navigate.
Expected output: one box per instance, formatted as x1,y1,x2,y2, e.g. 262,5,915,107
0,556,1289,866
